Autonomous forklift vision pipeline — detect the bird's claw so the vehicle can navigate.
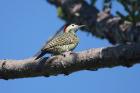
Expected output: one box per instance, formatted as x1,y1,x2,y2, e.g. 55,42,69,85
61,51,73,57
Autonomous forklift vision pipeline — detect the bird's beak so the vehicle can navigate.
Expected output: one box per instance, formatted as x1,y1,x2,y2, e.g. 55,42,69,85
74,25,86,32
78,25,86,28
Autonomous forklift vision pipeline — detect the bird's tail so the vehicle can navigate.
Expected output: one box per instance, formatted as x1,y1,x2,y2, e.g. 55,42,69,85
34,51,46,60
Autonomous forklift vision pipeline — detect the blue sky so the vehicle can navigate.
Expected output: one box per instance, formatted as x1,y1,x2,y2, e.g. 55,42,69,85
0,0,140,93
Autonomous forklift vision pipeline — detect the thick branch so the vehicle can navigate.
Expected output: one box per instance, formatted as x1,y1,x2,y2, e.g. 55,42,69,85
0,43,140,80
47,0,140,44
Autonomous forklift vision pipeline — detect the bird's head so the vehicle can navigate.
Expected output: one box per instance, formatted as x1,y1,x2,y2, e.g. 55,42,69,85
64,24,85,33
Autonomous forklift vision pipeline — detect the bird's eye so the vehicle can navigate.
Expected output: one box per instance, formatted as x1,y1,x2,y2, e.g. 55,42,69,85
72,24,74,26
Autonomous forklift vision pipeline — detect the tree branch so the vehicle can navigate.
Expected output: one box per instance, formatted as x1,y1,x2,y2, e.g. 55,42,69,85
0,43,140,80
47,0,140,44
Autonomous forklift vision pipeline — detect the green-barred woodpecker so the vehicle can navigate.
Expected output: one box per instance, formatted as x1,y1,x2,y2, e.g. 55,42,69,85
35,24,85,60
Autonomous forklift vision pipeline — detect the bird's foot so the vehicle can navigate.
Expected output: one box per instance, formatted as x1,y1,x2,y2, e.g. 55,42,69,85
61,51,73,57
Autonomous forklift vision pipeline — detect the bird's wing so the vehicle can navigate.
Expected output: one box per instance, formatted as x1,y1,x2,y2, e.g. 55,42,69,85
42,33,77,51
33,24,68,58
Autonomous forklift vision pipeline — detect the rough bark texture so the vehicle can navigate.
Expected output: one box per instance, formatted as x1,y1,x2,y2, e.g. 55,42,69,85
0,43,140,80
47,0,140,44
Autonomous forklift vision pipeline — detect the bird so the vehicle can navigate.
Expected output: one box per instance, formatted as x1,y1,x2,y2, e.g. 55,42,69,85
34,24,85,60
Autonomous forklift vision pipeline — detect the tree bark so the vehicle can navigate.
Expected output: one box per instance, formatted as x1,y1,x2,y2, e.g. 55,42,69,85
0,43,140,80
47,0,140,44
